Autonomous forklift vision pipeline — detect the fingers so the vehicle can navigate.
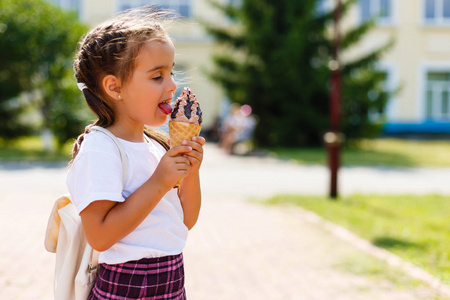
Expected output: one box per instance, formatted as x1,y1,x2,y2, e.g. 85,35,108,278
183,147,201,163
192,136,206,146
171,156,190,180
167,145,192,157
169,136,205,154
181,136,205,151
174,155,191,169
166,136,205,174
183,138,203,156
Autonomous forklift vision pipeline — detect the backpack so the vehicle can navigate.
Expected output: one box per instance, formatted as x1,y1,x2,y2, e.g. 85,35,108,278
44,126,128,300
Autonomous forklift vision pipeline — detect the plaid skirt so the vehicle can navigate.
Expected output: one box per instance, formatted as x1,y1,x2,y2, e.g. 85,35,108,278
88,253,186,300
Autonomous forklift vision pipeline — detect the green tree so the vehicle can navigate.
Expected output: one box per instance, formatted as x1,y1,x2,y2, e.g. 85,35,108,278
0,0,91,146
203,0,393,147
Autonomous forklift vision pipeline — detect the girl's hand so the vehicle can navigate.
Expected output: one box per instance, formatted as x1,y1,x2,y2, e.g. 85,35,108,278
153,146,193,190
177,136,204,229
181,136,206,175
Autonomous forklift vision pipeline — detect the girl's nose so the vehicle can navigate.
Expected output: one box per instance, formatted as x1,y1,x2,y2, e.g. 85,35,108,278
167,75,177,95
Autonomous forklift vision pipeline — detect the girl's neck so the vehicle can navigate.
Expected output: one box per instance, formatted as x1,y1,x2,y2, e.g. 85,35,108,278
106,122,146,143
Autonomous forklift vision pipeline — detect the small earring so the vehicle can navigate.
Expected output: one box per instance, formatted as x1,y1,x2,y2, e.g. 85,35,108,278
117,94,121,99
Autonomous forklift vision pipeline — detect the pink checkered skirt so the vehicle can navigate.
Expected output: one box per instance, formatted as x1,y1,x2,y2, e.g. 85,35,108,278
88,253,186,300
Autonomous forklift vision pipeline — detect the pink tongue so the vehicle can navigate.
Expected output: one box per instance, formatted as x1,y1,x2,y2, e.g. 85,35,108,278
158,103,173,115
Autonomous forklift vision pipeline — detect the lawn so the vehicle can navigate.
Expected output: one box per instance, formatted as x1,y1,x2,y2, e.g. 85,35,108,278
268,138,450,167
0,136,72,162
265,194,450,285
2,136,450,167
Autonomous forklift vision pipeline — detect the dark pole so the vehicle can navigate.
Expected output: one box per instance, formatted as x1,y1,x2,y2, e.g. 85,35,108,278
326,0,342,199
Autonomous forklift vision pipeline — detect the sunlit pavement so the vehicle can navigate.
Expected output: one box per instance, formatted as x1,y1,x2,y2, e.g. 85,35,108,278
0,143,449,299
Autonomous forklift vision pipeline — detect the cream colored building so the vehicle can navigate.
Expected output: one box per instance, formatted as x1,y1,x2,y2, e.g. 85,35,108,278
334,0,450,133
48,0,229,132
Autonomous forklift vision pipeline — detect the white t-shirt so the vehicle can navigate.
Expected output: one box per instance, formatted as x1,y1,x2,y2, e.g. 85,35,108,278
66,131,188,264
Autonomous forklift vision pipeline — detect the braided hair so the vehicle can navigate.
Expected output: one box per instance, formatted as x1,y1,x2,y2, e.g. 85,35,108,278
71,8,171,163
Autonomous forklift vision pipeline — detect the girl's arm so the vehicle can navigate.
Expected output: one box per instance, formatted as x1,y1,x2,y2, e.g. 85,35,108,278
80,145,193,252
178,136,205,230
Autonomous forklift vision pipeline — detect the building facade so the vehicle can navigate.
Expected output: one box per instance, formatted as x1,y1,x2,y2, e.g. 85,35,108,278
340,0,450,134
49,0,450,134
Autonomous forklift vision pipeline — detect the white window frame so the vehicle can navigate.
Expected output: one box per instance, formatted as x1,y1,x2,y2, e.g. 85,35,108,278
419,62,450,121
116,0,192,18
375,62,398,122
423,0,450,26
359,0,395,26
426,73,450,120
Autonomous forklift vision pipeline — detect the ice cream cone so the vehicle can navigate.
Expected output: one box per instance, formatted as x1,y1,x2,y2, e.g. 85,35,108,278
169,120,201,187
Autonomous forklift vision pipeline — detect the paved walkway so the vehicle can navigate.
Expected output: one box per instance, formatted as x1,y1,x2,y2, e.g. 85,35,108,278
0,143,449,299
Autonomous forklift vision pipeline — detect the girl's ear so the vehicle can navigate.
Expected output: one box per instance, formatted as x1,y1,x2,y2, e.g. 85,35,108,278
102,74,122,100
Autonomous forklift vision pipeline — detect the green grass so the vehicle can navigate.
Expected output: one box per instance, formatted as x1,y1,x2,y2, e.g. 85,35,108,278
0,136,72,162
3,136,450,167
264,194,450,285
268,138,450,167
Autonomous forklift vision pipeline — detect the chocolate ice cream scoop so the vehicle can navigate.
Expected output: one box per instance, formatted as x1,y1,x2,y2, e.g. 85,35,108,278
170,87,202,125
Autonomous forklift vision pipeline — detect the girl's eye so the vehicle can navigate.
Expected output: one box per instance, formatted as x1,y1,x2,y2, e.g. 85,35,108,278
152,72,163,81
152,72,174,81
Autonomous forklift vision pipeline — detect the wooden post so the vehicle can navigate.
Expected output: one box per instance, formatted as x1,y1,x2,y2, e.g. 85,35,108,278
326,0,342,199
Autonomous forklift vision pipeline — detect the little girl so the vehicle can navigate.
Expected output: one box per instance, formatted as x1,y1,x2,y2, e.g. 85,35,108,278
66,8,204,300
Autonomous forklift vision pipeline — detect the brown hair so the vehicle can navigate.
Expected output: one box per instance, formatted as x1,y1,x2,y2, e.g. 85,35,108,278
71,7,172,162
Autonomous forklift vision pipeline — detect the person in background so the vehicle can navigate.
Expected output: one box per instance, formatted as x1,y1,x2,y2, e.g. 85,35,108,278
219,103,256,154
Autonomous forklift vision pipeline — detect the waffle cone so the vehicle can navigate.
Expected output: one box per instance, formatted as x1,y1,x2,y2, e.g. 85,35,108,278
169,121,202,187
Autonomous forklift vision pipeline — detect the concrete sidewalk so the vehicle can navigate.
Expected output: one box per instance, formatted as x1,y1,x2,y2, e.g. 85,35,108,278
0,143,448,299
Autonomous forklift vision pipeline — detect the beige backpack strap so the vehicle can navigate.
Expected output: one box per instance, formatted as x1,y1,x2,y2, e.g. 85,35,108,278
44,195,71,253
84,126,129,271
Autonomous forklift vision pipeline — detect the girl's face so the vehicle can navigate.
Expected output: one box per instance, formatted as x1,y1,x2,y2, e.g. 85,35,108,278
119,40,177,127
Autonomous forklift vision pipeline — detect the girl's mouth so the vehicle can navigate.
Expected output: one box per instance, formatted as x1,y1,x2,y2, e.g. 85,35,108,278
158,102,173,115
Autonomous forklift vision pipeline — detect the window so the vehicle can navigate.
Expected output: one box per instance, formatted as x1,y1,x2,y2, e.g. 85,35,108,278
47,0,80,13
368,70,390,122
425,72,450,120
360,0,393,24
117,0,192,18
424,0,450,24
